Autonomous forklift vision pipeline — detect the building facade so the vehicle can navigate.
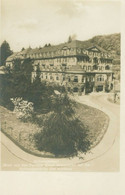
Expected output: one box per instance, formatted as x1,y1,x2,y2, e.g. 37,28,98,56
6,40,114,95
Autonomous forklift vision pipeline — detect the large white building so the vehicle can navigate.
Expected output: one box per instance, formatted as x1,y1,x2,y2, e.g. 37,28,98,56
6,40,114,94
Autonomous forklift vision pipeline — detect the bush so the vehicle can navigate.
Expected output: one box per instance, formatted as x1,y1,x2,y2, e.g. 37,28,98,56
11,97,34,120
34,113,90,157
34,95,91,157
0,58,33,110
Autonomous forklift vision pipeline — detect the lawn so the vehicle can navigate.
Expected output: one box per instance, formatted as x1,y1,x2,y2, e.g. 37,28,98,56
74,102,109,148
1,101,109,158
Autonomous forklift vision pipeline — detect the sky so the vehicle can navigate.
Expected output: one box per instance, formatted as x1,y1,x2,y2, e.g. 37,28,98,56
1,0,121,51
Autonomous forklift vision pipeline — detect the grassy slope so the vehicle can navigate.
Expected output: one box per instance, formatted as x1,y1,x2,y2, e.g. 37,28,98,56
74,103,109,148
1,102,109,157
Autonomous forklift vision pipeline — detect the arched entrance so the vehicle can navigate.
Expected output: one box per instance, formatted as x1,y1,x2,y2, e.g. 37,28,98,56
96,85,103,92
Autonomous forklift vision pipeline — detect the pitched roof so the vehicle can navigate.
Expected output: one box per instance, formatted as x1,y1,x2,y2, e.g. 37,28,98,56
28,40,107,54
6,40,109,61
86,45,107,53
6,52,18,61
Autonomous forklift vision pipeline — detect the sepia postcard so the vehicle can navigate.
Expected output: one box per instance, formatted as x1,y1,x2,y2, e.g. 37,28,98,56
0,0,125,194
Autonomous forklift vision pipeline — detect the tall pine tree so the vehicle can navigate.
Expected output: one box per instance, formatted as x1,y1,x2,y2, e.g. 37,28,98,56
0,40,13,66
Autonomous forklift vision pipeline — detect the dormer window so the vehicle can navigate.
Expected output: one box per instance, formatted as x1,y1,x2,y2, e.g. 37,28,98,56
105,65,110,70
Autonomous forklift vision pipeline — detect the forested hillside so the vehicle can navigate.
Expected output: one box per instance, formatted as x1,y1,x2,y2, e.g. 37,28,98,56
85,33,120,63
90,33,120,56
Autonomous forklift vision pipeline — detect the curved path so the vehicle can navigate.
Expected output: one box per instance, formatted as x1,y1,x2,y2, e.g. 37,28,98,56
0,93,120,171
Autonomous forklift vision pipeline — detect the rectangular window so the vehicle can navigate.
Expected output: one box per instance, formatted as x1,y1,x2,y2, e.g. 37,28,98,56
74,76,78,82
63,77,65,81
68,77,71,82
62,64,66,67
82,77,84,82
83,66,86,70
88,66,91,71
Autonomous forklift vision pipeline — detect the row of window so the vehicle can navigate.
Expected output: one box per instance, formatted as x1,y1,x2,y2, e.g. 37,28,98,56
40,74,95,83
32,49,75,58
82,65,110,71
33,57,76,65
24,49,110,59
25,49,75,59
33,58,112,68
34,64,110,72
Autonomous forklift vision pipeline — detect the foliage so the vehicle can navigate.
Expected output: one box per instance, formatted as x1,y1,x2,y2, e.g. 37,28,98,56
50,93,74,116
68,34,77,42
10,97,34,120
21,47,25,51
28,66,53,112
90,33,120,56
9,58,33,98
34,112,90,157
44,43,51,47
0,74,14,110
68,36,72,43
0,58,67,113
79,33,120,61
0,40,13,66
28,66,67,113
0,58,33,109
34,94,90,157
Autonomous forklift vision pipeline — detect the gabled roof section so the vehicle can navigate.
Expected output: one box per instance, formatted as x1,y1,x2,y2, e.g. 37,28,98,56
6,52,19,61
86,45,107,53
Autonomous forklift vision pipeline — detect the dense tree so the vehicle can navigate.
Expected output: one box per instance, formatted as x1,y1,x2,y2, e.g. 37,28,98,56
34,94,91,157
21,47,25,51
44,43,51,47
0,57,66,112
90,33,120,58
70,33,120,61
11,58,33,98
68,36,72,43
0,58,33,109
48,43,51,47
28,66,52,112
0,40,13,66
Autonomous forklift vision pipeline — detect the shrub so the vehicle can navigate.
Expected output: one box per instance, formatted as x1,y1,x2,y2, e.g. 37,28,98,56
50,93,75,116
11,97,34,120
34,95,91,157
34,113,90,157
